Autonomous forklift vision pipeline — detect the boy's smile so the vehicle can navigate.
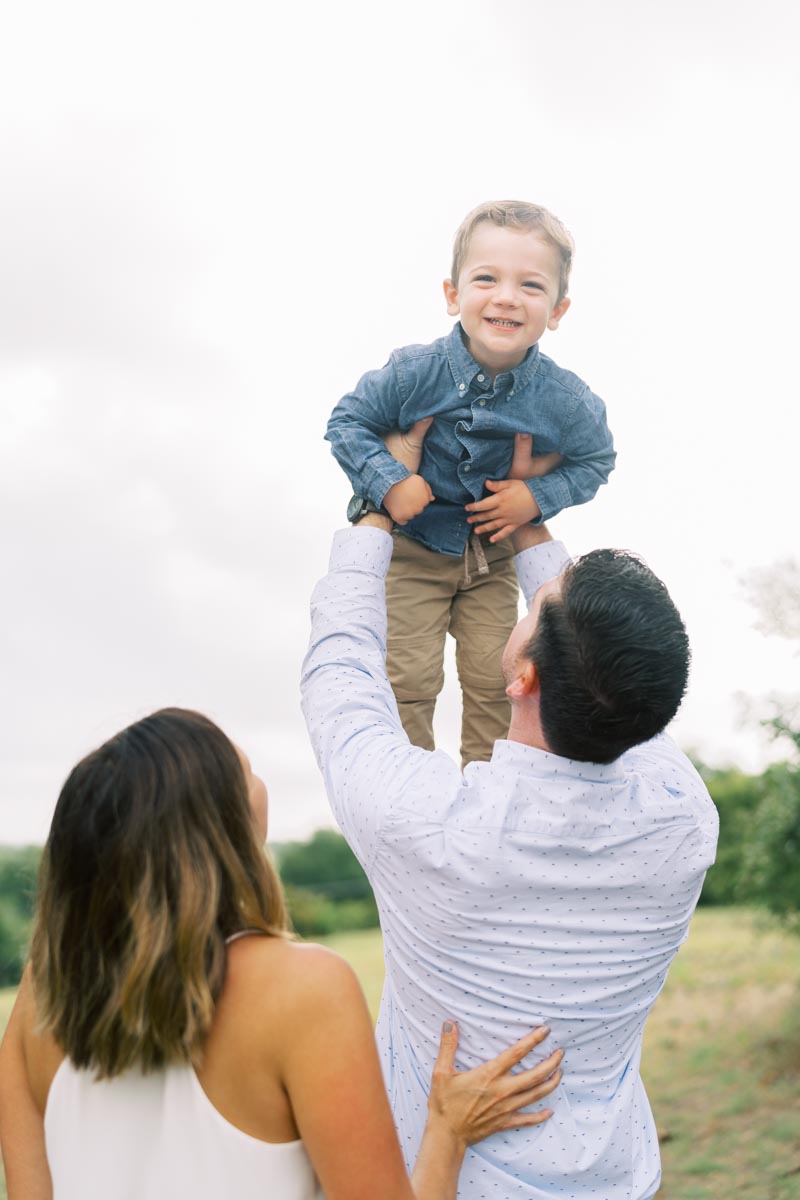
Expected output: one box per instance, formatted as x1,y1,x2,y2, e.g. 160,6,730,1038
443,224,570,378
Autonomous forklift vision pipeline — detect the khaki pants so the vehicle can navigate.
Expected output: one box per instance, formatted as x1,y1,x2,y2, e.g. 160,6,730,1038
386,532,519,767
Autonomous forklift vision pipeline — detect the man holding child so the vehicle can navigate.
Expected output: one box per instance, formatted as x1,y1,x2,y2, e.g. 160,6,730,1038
305,200,717,1198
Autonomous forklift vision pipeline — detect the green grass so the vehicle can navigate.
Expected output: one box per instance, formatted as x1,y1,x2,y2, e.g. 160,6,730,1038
0,991,15,1034
2,911,799,1199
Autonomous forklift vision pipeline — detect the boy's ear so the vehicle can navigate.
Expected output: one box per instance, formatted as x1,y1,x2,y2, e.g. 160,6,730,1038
443,278,460,316
547,297,571,332
505,660,538,700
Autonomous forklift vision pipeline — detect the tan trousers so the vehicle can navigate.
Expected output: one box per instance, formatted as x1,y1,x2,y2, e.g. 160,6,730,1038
385,532,519,767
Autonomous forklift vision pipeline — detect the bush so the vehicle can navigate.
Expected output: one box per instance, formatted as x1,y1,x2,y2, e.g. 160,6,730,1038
0,845,41,985
740,763,800,930
283,884,379,938
697,766,762,905
277,830,379,936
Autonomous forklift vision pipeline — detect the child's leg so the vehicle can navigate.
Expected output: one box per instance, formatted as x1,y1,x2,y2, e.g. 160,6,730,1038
449,540,519,767
385,533,460,751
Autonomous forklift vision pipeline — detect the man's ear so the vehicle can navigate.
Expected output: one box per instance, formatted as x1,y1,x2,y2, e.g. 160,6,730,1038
443,278,460,316
547,296,571,331
505,660,538,699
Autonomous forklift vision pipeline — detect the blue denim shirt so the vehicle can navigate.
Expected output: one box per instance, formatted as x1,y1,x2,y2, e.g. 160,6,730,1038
326,323,616,556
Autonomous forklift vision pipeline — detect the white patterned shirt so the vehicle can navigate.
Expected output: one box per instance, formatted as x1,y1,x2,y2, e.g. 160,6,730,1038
301,528,718,1200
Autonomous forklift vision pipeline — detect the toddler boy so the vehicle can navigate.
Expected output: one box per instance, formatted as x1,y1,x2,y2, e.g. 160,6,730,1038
326,200,615,765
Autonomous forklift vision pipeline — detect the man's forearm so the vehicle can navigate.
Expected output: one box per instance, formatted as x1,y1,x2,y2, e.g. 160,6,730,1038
511,523,554,553
355,512,394,534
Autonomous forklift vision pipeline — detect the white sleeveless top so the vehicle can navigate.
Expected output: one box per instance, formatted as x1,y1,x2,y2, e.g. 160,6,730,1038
44,1057,325,1199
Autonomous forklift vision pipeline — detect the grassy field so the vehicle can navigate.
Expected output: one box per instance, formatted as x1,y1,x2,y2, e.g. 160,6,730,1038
1,909,798,1199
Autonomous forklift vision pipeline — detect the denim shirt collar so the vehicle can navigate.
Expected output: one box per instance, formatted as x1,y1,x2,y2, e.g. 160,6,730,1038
445,322,541,392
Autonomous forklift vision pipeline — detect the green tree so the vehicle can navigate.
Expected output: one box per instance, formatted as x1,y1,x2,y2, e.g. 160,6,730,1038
697,766,762,905
741,761,800,930
277,830,379,936
0,845,41,985
739,558,800,930
279,829,374,901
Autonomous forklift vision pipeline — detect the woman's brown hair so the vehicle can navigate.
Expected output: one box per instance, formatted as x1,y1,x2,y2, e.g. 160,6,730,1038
29,708,288,1078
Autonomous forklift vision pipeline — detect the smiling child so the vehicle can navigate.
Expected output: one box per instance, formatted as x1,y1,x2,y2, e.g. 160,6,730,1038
325,201,615,765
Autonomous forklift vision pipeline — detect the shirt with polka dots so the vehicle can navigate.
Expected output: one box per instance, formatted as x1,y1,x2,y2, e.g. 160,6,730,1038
301,529,719,1200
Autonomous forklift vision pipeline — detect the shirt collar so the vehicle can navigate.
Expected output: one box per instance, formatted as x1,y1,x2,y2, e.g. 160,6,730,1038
445,322,541,392
490,738,626,783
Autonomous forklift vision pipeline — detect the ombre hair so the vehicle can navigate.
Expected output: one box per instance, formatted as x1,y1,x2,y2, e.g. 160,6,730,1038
450,201,575,303
30,708,288,1079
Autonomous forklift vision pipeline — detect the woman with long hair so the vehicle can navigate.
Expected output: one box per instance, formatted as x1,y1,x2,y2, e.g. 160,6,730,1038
0,708,562,1199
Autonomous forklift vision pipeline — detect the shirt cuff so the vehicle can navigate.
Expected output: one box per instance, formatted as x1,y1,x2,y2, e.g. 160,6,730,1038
515,540,571,607
362,457,410,508
329,526,394,577
525,475,572,524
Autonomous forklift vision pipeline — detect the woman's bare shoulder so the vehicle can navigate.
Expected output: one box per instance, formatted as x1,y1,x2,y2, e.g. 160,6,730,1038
211,936,370,1092
226,935,363,1011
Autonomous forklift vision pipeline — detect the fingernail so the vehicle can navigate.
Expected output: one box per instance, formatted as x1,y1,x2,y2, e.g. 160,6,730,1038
443,1021,454,1033
540,1026,551,1036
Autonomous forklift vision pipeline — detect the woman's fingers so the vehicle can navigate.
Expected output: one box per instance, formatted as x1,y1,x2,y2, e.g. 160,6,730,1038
483,1026,552,1076
502,1047,564,1092
499,1068,563,1112
499,1107,554,1131
432,1020,459,1078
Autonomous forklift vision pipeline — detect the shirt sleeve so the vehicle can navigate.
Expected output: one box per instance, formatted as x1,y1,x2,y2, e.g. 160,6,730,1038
325,357,412,507
524,388,616,523
514,540,572,606
622,733,720,870
300,528,442,872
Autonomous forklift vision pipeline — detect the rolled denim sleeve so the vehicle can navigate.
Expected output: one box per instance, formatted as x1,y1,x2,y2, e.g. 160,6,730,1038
525,387,616,523
325,357,412,507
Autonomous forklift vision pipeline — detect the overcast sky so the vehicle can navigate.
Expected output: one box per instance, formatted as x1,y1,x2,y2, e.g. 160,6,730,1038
1,0,798,845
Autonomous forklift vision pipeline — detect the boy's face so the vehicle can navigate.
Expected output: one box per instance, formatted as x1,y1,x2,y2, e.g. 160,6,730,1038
443,224,570,376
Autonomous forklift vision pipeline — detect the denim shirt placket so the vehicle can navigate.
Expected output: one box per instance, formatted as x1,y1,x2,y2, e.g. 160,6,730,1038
449,331,536,501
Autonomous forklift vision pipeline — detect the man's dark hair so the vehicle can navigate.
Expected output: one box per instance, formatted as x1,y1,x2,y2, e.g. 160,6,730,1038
528,549,690,764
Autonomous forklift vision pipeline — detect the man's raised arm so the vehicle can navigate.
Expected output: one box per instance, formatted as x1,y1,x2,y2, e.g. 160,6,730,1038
300,419,453,871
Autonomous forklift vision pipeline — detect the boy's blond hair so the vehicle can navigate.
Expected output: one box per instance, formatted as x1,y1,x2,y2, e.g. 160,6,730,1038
451,201,574,303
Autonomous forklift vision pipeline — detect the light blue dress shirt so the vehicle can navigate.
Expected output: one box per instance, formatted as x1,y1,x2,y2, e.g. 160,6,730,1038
301,529,718,1200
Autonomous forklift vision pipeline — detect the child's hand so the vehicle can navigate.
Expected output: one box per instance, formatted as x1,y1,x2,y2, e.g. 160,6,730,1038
465,480,541,543
508,433,564,480
384,474,435,525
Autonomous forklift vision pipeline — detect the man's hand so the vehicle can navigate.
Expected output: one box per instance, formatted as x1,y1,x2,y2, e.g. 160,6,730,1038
382,417,435,525
465,480,540,543
383,416,434,475
384,474,435,525
508,433,564,480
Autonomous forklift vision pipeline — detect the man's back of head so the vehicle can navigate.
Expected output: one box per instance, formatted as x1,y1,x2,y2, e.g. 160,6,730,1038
529,549,690,764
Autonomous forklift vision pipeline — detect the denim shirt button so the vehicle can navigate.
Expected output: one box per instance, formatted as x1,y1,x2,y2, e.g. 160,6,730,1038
458,383,466,392
463,464,471,473
477,373,485,382
479,399,486,406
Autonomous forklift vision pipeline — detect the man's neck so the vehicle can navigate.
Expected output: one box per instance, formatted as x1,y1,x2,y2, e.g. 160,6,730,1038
506,709,551,753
